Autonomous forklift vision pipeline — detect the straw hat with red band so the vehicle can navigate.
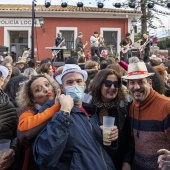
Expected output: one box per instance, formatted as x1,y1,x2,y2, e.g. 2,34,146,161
122,62,154,79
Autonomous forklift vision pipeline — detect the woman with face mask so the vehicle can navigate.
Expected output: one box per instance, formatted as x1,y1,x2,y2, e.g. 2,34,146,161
17,74,73,170
89,69,134,170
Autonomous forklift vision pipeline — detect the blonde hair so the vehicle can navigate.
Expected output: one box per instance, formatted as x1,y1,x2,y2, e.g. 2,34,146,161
16,74,60,111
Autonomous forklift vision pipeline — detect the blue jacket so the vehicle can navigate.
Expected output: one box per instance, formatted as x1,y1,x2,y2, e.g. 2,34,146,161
33,100,116,170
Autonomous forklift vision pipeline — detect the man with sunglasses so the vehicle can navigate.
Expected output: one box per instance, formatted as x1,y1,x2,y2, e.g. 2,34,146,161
122,62,170,170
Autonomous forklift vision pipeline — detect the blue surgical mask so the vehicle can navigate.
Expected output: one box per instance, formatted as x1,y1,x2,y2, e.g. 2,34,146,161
65,85,84,103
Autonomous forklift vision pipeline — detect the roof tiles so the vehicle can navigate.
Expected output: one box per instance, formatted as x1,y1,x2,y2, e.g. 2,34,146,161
0,4,141,13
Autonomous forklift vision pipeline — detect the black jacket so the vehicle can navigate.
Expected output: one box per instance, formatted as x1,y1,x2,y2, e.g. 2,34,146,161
33,100,116,170
0,89,19,170
55,37,65,47
96,100,134,170
140,37,151,51
75,37,83,52
120,38,132,46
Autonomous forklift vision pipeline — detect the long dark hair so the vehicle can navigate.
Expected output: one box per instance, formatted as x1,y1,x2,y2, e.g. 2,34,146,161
89,69,125,107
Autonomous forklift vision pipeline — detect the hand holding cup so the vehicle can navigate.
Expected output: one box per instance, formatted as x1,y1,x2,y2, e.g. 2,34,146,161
102,116,116,146
100,125,118,143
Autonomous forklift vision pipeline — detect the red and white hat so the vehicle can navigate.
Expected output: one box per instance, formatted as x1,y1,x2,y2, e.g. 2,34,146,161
122,62,154,79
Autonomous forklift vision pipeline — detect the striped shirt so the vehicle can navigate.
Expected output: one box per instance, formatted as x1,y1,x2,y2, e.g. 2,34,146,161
129,89,170,170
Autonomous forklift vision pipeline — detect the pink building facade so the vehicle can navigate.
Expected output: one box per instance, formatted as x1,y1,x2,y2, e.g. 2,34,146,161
0,4,141,61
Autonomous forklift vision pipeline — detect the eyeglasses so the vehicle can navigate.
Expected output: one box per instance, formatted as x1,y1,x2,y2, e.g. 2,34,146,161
104,80,120,88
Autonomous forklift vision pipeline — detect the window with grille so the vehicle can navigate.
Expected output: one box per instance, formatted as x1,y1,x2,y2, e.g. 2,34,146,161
59,30,75,52
103,31,117,52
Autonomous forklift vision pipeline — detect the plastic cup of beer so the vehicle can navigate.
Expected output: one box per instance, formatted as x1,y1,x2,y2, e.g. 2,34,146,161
0,139,11,160
103,116,115,146
158,154,170,170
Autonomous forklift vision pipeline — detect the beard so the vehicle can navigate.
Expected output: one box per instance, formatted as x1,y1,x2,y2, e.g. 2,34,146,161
132,89,145,103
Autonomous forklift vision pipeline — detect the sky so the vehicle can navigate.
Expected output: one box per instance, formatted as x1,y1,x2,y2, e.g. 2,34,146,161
0,0,127,7
0,0,170,38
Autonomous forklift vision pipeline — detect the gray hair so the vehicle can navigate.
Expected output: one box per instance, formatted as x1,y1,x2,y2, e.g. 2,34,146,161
57,32,62,36
23,68,37,79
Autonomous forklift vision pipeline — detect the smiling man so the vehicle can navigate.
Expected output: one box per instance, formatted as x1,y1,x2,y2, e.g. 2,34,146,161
122,62,170,170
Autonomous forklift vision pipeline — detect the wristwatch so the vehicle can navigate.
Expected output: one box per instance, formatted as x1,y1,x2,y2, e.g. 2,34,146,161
61,110,70,116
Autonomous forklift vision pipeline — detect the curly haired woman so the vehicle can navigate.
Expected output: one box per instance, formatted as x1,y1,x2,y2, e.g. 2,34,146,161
17,74,73,170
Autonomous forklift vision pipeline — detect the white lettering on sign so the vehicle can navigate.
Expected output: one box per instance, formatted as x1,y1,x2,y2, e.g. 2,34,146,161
0,18,40,27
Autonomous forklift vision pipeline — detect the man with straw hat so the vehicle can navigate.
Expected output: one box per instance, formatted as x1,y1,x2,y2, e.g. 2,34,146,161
122,62,170,170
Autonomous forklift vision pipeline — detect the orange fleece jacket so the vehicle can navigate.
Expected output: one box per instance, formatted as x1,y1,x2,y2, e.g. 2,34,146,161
18,104,60,131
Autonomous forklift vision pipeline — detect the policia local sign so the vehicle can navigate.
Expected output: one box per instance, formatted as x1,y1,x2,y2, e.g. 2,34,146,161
0,18,41,27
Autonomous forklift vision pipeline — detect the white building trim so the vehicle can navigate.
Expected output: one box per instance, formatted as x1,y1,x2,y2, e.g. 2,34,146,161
4,27,31,49
100,27,121,55
56,27,77,48
0,11,142,19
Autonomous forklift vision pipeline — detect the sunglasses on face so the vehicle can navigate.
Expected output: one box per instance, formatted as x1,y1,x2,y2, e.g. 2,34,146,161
104,80,120,88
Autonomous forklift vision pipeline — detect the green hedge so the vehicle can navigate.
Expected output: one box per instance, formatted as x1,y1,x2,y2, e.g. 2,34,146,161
157,38,170,49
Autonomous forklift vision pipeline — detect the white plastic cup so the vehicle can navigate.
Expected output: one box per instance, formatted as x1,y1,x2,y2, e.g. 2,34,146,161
0,139,11,160
103,116,115,146
158,154,170,170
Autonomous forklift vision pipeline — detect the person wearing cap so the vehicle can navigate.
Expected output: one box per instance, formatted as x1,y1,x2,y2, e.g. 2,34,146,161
54,32,65,62
33,64,118,170
122,61,170,170
90,31,101,58
16,59,26,73
120,32,133,64
0,65,19,170
75,32,88,61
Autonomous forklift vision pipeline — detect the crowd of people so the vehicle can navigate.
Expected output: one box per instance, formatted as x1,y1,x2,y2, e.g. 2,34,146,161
0,32,170,170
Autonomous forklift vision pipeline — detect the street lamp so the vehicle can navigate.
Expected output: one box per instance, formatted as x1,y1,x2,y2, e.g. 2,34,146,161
31,0,36,59
31,1,50,59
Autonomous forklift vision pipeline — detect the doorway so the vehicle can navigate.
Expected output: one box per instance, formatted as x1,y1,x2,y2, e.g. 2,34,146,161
10,31,28,61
